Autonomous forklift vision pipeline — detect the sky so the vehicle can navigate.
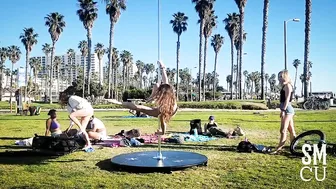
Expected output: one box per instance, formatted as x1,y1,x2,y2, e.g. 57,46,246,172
0,0,335,94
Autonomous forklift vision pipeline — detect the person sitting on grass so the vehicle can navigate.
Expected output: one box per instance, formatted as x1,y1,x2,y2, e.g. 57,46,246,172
204,116,245,138
45,109,78,137
115,129,141,140
86,116,108,140
108,61,178,136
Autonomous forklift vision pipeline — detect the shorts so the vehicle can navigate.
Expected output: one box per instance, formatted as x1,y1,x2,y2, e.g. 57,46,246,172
280,102,295,115
51,130,62,137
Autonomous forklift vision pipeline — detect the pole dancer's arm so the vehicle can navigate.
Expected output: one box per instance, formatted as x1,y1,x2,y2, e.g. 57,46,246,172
158,61,168,84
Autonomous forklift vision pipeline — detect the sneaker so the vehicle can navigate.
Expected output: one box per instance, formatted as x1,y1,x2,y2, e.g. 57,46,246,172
83,146,94,153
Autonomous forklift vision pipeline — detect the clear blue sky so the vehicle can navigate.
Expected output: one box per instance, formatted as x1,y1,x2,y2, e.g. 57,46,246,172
1,0,335,94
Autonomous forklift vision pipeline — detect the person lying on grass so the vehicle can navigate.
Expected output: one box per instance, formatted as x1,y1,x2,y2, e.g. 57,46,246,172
108,61,178,135
204,116,245,138
86,115,108,140
128,103,149,117
45,109,78,137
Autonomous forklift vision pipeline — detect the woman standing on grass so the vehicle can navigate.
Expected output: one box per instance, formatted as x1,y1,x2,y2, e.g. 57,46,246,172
109,61,177,135
59,93,94,152
272,70,296,154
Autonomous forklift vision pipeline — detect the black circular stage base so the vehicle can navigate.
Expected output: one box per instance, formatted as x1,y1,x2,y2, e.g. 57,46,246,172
110,150,208,173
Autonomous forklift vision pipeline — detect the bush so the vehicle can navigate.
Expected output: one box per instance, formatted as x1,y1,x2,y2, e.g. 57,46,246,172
122,89,151,101
269,100,299,109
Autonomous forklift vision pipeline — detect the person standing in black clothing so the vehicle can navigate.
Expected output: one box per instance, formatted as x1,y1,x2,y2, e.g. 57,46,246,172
272,70,296,154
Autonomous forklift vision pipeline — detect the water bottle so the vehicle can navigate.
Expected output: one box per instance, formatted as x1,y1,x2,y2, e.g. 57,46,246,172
193,128,198,137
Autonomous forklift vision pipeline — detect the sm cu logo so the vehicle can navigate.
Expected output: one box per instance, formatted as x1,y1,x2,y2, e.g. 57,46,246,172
300,143,327,182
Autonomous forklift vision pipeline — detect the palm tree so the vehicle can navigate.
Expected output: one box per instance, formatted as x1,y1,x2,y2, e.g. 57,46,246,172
45,12,66,103
300,74,305,97
29,57,40,84
264,73,269,97
202,10,217,101
66,48,75,84
234,0,247,99
42,43,52,88
292,59,301,96
136,60,145,88
210,34,224,100
303,0,311,99
20,27,38,101
192,0,214,101
170,12,188,101
120,50,132,91
260,0,269,100
243,70,248,97
224,13,240,99
78,40,88,97
0,47,8,101
226,75,232,92
54,56,62,97
77,0,98,95
8,46,21,112
94,43,105,85
234,31,246,99
104,0,126,98
112,47,120,98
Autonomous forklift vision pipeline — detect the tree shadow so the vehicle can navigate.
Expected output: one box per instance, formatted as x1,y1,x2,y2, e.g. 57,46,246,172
0,137,27,140
138,143,238,152
0,145,31,150
0,150,59,165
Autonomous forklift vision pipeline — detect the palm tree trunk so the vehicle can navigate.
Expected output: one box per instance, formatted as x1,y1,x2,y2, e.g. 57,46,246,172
49,43,55,104
24,50,29,102
108,22,114,98
294,68,298,95
87,29,92,95
213,53,218,100
202,36,208,101
261,0,269,100
70,57,73,85
176,34,181,101
230,39,234,100
303,0,311,99
301,81,304,97
239,8,245,100
114,68,118,100
98,58,102,85
122,66,126,92
82,56,86,98
57,66,59,100
235,49,239,99
198,20,204,101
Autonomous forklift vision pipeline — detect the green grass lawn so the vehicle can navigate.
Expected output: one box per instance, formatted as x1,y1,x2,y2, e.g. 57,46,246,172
0,110,335,189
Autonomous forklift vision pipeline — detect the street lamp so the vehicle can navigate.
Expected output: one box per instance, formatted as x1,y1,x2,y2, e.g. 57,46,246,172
284,18,300,70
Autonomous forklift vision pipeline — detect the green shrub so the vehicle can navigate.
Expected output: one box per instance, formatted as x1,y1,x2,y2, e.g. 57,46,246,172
122,89,151,101
269,100,299,109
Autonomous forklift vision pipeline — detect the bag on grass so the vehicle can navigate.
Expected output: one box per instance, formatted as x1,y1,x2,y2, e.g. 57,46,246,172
32,134,85,156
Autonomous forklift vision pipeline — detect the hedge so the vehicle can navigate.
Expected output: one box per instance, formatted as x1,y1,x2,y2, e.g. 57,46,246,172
1,100,303,111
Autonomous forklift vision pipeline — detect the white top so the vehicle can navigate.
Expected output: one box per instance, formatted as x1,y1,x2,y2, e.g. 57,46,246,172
66,95,90,113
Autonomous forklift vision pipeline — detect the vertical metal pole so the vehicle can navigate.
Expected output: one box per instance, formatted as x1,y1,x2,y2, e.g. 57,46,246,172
284,21,287,70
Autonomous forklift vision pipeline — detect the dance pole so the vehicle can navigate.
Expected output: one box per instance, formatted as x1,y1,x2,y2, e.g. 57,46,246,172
154,0,164,160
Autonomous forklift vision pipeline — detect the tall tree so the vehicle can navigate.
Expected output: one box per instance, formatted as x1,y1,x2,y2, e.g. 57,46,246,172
292,59,301,96
112,47,120,98
202,10,217,101
299,74,304,96
42,43,52,101
234,0,247,99
303,0,311,99
20,27,38,101
260,0,269,100
104,0,126,98
0,47,8,101
29,57,41,85
67,48,75,84
135,60,145,88
8,46,21,112
120,50,132,91
77,0,98,95
45,12,66,103
192,0,214,101
243,70,248,97
94,43,105,85
78,40,88,97
224,12,240,99
211,34,224,100
54,56,62,97
234,31,246,99
264,73,269,97
170,12,188,101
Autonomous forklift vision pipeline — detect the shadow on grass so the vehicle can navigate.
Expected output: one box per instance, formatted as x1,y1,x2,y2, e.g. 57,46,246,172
0,137,27,140
0,150,59,165
234,119,336,123
139,143,238,152
0,145,31,149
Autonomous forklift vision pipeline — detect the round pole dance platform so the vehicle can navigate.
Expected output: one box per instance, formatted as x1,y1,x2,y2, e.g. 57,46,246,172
110,150,208,173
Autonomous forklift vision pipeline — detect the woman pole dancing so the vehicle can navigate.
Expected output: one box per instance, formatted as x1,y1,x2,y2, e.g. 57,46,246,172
271,70,296,154
109,61,177,135
59,93,94,152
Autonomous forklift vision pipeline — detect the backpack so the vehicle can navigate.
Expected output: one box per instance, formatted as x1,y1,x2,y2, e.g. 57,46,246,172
189,119,203,135
32,134,85,156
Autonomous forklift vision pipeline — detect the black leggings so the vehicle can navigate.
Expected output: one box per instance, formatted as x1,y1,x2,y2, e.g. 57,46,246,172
208,127,227,137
